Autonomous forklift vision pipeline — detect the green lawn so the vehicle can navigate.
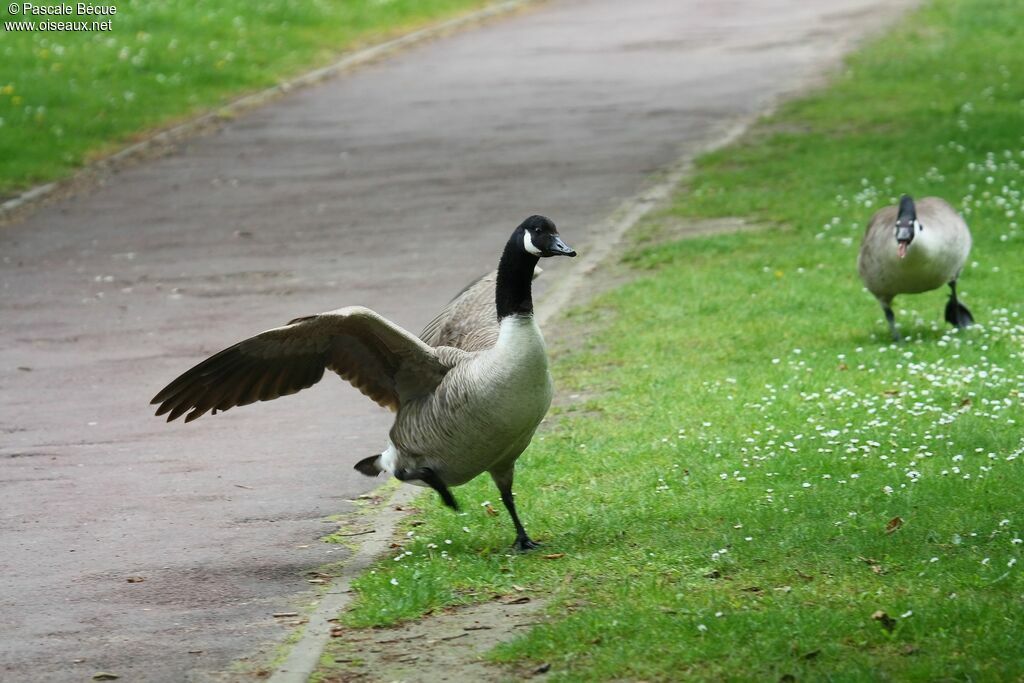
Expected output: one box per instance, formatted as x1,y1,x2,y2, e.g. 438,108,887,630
321,0,1024,679
0,0,489,197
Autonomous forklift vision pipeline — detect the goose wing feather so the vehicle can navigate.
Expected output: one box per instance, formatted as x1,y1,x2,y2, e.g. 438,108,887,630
419,267,541,352
152,306,449,422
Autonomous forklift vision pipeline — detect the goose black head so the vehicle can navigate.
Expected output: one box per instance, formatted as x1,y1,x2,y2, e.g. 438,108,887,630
518,215,576,258
894,194,920,259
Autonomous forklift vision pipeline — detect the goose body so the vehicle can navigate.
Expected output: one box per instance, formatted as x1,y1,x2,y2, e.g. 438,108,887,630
152,215,576,550
858,195,973,339
385,315,553,488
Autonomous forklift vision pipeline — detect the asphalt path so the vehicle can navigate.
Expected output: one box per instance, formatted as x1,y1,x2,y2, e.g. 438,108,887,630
1,0,913,679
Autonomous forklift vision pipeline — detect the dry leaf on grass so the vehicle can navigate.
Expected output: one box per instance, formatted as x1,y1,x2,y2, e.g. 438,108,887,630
503,596,531,605
885,516,903,534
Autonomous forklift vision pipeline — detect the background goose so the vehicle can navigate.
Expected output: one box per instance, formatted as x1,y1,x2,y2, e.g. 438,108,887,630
858,194,974,340
152,215,576,551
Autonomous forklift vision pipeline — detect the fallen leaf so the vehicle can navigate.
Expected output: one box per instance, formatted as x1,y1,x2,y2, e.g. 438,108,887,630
838,362,848,371
307,578,327,585
125,576,145,584
774,585,792,593
883,389,900,396
885,517,904,534
871,610,897,632
512,584,526,592
542,553,564,560
858,555,882,569
741,586,763,593
92,674,119,681
503,596,531,605
533,663,551,674
702,569,721,579
795,569,814,581
484,504,498,516
959,397,972,408
272,612,299,618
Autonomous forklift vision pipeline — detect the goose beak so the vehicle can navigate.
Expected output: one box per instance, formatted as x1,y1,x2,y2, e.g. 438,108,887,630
897,241,909,259
548,235,576,257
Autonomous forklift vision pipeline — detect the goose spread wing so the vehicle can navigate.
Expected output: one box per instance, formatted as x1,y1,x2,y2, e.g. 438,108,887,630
152,306,448,422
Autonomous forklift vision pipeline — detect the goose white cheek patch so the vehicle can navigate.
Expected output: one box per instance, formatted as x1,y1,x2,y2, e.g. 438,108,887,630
523,231,542,256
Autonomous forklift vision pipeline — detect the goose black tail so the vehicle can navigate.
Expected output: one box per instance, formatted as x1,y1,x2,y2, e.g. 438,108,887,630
393,466,460,511
354,454,383,477
945,297,975,329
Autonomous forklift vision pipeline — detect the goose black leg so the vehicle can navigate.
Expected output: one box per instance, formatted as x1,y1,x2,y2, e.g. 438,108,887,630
881,302,900,342
490,467,539,552
395,466,459,511
944,280,975,329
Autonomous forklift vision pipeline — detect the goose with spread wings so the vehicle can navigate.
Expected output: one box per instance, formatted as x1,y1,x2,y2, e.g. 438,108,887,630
152,215,575,550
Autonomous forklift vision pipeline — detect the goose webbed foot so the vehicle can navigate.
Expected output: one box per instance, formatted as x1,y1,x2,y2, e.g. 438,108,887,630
945,282,974,329
513,535,541,552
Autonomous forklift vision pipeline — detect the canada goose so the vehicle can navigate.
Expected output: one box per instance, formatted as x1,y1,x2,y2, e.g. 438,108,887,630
858,194,974,340
151,215,576,550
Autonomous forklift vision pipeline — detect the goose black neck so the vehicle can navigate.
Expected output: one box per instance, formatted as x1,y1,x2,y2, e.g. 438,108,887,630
495,232,539,320
898,195,916,221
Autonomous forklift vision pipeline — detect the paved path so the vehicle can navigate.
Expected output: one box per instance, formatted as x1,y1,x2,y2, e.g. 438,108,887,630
0,0,912,679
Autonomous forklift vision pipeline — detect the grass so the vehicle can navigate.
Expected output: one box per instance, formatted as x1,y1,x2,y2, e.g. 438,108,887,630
322,0,1024,679
0,0,490,197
